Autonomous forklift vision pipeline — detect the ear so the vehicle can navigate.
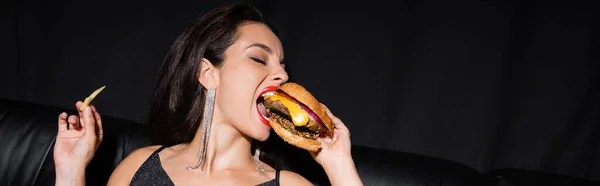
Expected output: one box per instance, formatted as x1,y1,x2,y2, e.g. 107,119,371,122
198,58,219,89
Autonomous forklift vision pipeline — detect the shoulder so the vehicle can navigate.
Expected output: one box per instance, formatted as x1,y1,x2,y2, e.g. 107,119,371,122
107,145,163,186
119,145,163,167
279,170,313,186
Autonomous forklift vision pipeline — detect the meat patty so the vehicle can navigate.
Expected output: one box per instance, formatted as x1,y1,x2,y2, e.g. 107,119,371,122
270,112,319,140
264,99,321,134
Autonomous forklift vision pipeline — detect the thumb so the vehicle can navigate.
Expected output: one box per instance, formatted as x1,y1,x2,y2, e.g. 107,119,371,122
317,137,329,150
310,138,327,162
309,138,326,158
83,107,97,141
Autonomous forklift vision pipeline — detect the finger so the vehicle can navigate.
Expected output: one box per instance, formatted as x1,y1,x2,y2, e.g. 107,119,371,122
82,107,97,141
320,103,329,111
335,128,350,139
317,137,326,144
68,115,81,129
76,101,84,113
320,103,348,130
90,105,103,142
76,101,84,127
320,103,337,121
318,135,333,144
58,112,68,132
317,137,332,150
309,148,320,159
317,138,326,150
320,129,333,138
336,127,350,134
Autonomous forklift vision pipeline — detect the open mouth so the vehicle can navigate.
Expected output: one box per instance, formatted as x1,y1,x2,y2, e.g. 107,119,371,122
256,87,277,126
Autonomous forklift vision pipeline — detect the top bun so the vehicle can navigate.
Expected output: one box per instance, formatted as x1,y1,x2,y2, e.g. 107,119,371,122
278,82,334,131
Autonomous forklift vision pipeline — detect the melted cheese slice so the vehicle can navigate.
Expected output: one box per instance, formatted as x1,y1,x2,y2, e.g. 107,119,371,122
264,94,309,126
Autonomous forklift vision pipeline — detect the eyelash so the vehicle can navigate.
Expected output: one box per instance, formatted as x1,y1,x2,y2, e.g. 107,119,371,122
250,57,267,65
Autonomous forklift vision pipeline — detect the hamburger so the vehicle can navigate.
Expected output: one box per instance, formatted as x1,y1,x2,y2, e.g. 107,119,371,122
258,82,334,152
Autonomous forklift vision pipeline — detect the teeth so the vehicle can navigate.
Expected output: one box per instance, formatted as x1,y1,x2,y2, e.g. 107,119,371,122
261,91,275,97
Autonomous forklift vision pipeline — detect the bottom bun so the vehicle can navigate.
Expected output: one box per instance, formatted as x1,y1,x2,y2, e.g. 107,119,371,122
269,113,321,152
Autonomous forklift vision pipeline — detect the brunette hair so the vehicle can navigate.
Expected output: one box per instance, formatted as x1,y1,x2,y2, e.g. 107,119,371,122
149,2,278,146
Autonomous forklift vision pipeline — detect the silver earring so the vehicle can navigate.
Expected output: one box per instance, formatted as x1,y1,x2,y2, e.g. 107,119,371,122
254,147,265,177
187,88,216,171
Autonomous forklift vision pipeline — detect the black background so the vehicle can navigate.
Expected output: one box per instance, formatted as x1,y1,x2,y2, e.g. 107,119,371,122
1,0,598,181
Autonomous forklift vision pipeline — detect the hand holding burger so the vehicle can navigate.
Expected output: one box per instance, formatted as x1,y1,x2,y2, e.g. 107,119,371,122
259,82,362,186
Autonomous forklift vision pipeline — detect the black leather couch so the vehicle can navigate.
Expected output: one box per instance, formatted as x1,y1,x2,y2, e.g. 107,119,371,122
485,169,600,186
1,98,598,186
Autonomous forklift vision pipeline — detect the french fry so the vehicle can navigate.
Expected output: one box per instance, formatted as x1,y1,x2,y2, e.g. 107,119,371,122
80,86,106,111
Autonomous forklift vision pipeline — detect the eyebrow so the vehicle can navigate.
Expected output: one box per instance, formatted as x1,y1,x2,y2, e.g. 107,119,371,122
246,43,272,54
246,43,285,63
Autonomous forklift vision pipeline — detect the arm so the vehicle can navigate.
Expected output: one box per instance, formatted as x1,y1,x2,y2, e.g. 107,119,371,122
55,165,86,186
321,156,362,186
279,158,362,186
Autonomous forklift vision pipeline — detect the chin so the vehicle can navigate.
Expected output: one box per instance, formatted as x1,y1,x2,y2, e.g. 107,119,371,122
249,126,271,142
254,134,270,142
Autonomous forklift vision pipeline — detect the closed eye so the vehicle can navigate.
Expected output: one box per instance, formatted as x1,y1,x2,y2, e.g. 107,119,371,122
250,57,266,65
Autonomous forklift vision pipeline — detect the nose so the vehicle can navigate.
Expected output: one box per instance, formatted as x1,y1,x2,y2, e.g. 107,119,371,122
270,65,288,85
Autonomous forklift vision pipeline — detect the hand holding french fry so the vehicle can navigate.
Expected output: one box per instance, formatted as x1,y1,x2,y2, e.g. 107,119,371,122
53,86,106,186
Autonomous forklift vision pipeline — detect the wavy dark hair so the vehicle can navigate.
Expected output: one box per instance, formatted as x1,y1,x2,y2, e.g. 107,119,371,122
149,3,278,147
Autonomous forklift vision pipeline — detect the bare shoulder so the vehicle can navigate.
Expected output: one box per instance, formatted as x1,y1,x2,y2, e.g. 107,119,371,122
107,145,162,186
279,170,313,186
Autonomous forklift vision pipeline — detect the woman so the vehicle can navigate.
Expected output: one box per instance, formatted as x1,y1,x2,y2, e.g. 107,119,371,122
54,3,363,186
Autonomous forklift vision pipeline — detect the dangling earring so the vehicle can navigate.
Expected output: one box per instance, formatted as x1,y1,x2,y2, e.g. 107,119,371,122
187,88,216,171
254,146,265,177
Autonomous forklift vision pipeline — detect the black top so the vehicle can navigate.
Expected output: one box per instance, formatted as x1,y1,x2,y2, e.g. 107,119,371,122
129,146,280,186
